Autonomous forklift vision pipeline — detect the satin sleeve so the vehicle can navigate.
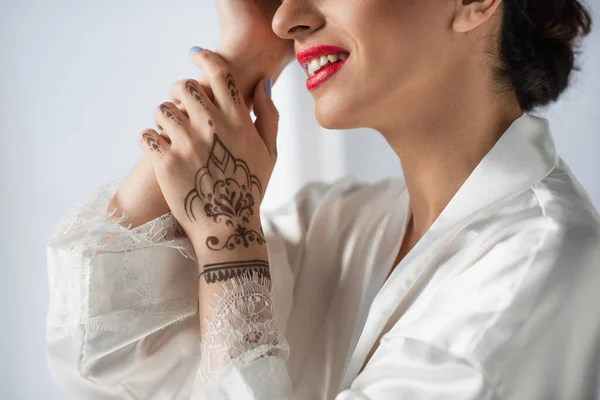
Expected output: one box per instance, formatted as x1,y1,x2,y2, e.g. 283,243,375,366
188,285,493,400
45,176,338,399
190,329,493,400
45,176,201,398
336,337,493,400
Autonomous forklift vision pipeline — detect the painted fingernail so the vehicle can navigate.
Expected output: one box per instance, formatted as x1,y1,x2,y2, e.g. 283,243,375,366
265,78,272,99
189,46,203,54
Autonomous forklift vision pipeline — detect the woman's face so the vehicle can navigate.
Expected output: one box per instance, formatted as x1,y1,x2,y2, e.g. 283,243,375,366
273,0,482,131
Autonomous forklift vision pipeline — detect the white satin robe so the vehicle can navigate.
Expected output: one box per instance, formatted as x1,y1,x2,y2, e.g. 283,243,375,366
46,113,600,399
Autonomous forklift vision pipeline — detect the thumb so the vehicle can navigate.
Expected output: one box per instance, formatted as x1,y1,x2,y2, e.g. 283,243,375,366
253,78,279,158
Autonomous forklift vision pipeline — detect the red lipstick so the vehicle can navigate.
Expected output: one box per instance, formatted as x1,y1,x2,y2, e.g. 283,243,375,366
296,45,350,91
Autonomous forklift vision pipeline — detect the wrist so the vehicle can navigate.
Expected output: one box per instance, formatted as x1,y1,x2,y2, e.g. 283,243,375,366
191,219,266,257
215,44,293,83
195,241,269,276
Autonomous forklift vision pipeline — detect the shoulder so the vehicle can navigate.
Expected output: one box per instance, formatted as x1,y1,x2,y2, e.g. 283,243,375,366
394,159,600,397
531,157,600,238
509,157,600,273
285,174,406,210
460,155,600,271
261,174,406,234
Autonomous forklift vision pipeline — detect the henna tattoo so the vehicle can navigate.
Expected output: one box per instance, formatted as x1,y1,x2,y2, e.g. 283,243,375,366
199,259,270,284
142,131,162,153
225,73,240,105
159,103,184,125
184,133,265,250
206,224,265,250
185,80,205,106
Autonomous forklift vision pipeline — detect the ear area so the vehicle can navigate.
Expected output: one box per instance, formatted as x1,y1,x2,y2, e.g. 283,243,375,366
452,0,503,33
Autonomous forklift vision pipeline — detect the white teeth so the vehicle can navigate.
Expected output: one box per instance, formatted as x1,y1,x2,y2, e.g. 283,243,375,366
305,53,349,77
309,59,321,75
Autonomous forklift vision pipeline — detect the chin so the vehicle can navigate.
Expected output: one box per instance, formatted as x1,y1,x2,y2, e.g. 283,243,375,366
313,93,361,130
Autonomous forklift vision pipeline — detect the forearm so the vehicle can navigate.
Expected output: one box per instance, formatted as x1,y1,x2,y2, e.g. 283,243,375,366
193,221,281,382
107,155,169,229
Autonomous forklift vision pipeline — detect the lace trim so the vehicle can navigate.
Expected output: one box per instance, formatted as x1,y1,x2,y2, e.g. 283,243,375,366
87,251,198,335
48,178,196,260
191,354,293,399
46,178,197,338
197,270,290,386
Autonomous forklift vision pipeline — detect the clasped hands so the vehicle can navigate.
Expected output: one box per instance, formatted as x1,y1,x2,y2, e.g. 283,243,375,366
139,48,279,252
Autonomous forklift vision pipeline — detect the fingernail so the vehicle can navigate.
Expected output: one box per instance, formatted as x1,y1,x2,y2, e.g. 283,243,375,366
264,78,272,99
189,46,203,54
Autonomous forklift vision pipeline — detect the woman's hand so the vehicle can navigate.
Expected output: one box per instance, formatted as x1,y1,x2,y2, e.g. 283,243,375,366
108,1,291,231
217,0,294,66
214,0,295,107
139,50,279,250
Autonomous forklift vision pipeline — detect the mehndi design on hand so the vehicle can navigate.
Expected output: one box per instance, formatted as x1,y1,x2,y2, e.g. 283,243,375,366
185,80,206,107
159,102,184,125
225,73,240,105
184,122,265,251
141,130,163,153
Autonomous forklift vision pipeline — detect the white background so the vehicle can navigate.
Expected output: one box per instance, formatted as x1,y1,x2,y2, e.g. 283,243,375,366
0,1,598,398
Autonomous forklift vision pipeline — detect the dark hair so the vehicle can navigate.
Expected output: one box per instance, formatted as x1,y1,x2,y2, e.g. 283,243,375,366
498,0,592,111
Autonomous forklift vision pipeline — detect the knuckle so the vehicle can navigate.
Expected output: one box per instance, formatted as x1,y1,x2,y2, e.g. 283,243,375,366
156,102,185,124
182,78,196,90
170,131,192,152
159,101,175,110
198,49,212,60
140,129,154,143
172,79,189,95
184,78,198,87
184,79,201,97
185,134,204,153
140,128,155,137
160,151,178,169
184,140,202,156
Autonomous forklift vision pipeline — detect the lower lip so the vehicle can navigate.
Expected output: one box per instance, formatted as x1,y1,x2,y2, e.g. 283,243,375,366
306,59,348,91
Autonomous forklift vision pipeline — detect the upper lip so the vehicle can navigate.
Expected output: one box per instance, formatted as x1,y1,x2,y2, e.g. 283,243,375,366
296,44,350,68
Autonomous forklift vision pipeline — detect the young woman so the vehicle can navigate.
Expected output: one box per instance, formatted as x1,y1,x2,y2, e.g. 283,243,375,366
45,0,598,398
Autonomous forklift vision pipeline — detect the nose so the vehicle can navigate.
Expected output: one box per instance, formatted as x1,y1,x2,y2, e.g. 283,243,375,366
272,1,324,41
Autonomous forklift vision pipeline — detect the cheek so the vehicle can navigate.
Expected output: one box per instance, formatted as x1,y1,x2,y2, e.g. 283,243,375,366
358,6,454,98
311,0,453,128
356,0,452,72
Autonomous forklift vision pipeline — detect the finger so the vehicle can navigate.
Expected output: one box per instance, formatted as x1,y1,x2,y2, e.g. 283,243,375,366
189,49,248,116
139,129,170,160
169,79,215,128
253,78,279,158
172,99,189,120
174,82,215,121
154,101,189,145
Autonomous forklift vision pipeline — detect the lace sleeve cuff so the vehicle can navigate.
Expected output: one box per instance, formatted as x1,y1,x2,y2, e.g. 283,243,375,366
191,267,292,398
46,178,198,342
47,177,195,260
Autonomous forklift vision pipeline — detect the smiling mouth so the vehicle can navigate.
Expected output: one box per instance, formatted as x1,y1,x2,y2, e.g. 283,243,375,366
302,52,350,77
304,59,348,91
